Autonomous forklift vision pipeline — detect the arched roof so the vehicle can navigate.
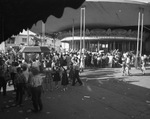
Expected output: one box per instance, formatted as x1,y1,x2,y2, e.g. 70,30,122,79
87,0,150,4
1,0,150,43
31,0,150,37
61,36,137,42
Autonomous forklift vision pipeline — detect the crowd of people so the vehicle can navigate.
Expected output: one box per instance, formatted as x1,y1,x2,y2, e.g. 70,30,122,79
0,49,150,113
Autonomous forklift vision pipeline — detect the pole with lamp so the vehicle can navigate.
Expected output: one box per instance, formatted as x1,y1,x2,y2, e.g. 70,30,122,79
80,6,86,71
72,19,74,51
80,8,83,55
42,21,45,46
82,7,85,53
140,8,144,57
27,28,29,46
135,8,141,68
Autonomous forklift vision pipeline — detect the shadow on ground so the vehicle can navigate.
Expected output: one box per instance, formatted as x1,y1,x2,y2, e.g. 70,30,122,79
1,68,150,119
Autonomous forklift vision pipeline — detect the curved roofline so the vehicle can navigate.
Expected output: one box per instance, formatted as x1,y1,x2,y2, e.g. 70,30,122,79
61,36,137,42
86,0,150,5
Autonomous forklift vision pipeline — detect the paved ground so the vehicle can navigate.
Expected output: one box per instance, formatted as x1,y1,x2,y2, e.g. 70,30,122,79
0,66,150,119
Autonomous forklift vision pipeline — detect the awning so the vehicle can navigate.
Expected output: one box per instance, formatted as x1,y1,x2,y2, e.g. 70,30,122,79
20,46,50,53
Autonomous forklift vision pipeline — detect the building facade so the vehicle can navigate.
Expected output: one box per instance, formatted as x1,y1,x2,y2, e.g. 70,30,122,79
60,28,150,54
3,30,62,52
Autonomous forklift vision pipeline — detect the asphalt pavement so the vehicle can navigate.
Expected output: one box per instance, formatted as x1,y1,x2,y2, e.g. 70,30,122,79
0,66,150,119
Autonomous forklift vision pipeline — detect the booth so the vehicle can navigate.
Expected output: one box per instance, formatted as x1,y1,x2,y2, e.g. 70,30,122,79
19,46,50,62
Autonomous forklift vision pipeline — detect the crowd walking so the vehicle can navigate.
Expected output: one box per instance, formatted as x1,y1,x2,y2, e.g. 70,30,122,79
0,49,150,113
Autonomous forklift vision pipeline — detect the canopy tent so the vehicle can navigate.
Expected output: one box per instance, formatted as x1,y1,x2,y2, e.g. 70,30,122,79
20,46,50,53
0,0,85,42
31,0,150,37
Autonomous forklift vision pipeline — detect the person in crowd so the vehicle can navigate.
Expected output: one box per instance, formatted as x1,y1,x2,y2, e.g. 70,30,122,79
140,55,147,75
59,53,65,67
22,64,31,99
53,52,59,65
32,58,41,71
126,54,131,75
107,53,114,68
43,67,53,92
93,54,97,67
14,67,26,106
80,54,85,72
51,59,55,70
119,57,126,76
68,62,74,84
66,54,72,69
102,53,107,68
97,54,102,68
0,58,7,96
10,61,17,91
52,65,61,89
29,67,44,112
72,57,83,86
61,66,69,91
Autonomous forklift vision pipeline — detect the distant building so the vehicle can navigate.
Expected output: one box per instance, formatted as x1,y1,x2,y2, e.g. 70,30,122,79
5,30,35,52
4,29,62,52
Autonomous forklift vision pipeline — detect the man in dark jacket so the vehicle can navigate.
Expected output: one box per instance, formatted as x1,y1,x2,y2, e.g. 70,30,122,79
0,58,7,96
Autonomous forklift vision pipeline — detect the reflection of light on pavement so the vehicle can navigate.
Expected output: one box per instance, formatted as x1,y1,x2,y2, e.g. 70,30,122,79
86,85,92,92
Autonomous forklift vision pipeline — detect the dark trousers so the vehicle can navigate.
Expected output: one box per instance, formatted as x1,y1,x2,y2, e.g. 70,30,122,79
31,86,43,111
16,83,24,105
11,72,16,90
72,70,82,86
0,76,7,96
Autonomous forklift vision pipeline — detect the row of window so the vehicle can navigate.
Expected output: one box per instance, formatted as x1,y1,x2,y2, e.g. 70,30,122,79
6,38,49,44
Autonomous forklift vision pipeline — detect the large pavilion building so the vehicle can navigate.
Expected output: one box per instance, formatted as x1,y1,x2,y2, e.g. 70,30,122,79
31,0,150,54
61,28,150,53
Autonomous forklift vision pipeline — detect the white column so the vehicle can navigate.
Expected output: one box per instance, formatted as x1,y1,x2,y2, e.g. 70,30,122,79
135,11,141,68
72,19,74,50
98,41,100,51
27,28,29,45
42,21,45,46
83,7,85,52
80,8,83,54
140,11,144,56
136,11,141,57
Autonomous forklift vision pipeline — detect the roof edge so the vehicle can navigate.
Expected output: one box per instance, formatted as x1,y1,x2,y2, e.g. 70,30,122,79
86,0,150,5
